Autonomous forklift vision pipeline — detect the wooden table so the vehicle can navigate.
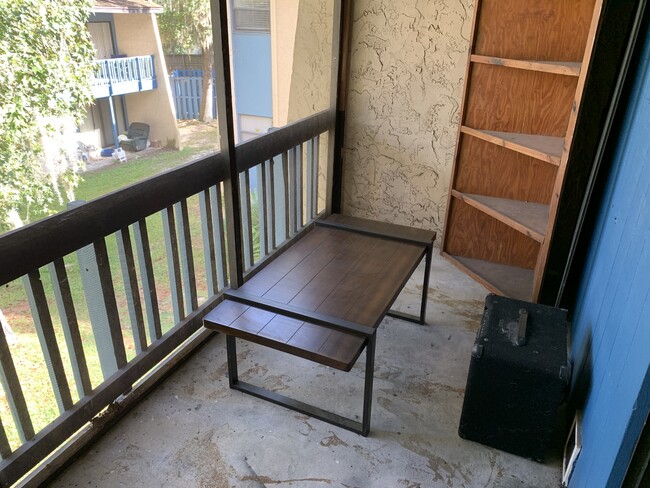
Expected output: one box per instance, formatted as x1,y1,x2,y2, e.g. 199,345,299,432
204,214,435,435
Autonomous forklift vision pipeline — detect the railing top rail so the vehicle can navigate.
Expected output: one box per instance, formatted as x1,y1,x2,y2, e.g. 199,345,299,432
235,110,334,173
91,56,155,84
0,108,334,286
0,154,225,286
92,55,153,63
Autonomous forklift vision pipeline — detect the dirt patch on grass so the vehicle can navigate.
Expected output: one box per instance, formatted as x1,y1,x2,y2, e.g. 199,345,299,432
83,120,219,174
179,120,219,148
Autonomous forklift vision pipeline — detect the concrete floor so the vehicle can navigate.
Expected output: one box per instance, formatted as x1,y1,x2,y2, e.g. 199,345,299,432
52,252,563,487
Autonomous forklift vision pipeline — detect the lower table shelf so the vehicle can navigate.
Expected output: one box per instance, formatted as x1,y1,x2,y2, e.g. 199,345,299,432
443,253,534,302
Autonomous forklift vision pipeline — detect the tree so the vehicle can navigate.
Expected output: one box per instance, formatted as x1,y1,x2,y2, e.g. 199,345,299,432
158,0,214,123
0,0,95,232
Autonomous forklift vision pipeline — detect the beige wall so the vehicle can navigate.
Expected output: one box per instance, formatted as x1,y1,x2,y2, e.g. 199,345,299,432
286,0,333,123
270,0,299,127
271,0,333,126
271,0,334,213
113,13,181,149
342,0,474,236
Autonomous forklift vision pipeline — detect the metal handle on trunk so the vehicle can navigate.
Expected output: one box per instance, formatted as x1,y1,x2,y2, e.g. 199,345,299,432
515,308,528,346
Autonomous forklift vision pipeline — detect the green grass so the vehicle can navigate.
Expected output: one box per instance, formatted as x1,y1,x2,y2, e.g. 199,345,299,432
0,123,221,450
77,147,206,200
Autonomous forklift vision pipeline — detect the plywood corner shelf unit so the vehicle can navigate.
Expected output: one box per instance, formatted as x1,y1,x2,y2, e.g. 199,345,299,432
442,0,603,302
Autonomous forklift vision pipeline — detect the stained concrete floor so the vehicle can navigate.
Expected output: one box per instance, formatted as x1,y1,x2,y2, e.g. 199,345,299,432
52,252,563,487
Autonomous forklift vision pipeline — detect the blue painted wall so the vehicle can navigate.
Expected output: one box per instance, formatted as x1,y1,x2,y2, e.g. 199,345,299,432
568,24,650,488
232,32,273,118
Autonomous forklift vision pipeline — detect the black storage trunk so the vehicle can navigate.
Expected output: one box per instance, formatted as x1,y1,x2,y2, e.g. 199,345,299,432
458,294,570,462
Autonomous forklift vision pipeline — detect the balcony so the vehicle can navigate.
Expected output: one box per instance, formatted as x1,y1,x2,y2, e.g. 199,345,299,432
0,110,561,487
91,55,157,99
0,3,575,485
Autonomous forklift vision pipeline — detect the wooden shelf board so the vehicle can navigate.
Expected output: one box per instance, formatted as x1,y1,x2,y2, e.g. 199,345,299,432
443,253,534,302
470,54,582,76
461,126,564,165
451,191,549,242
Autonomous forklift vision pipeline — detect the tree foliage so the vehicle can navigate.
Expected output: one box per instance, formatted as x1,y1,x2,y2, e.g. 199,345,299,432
0,0,95,231
158,0,214,122
158,0,212,55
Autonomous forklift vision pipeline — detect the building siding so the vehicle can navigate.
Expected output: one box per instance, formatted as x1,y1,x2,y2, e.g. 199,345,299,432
568,23,650,488
113,13,181,149
233,32,273,118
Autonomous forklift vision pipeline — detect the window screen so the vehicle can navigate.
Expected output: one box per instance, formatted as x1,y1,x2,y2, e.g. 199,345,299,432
233,0,270,32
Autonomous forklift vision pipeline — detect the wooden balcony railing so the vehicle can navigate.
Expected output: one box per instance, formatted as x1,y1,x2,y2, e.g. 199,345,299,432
0,109,333,487
91,55,157,99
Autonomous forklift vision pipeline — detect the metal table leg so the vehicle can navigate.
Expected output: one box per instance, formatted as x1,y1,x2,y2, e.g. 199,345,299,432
225,335,376,437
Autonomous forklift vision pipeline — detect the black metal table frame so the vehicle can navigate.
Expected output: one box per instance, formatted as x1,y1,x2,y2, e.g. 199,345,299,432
226,334,376,436
217,221,434,436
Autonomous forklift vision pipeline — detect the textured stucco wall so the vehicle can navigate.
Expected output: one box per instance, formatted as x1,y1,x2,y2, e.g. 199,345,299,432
342,0,473,235
271,0,333,213
270,0,299,127
113,13,181,149
287,0,334,214
286,0,333,123
271,0,333,126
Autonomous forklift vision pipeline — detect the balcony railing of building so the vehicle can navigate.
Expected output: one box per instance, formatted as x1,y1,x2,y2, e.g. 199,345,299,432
0,109,333,487
91,55,157,99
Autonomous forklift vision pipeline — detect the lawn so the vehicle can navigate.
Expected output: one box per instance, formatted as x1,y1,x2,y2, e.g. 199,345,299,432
78,146,207,200
0,121,222,449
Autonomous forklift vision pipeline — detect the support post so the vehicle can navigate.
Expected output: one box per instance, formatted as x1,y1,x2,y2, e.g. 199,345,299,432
23,272,73,414
362,334,376,436
211,0,244,288
107,95,119,149
0,324,34,443
419,245,433,325
48,259,93,398
226,335,238,389
330,0,354,214
76,240,120,379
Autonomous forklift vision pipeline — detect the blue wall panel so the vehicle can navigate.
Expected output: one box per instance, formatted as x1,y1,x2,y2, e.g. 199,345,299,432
232,33,273,118
569,25,650,488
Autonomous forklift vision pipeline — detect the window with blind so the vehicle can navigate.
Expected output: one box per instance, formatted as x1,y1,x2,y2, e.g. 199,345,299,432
233,0,270,32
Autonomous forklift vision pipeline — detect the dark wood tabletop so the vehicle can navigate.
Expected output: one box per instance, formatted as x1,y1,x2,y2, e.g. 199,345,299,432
204,218,430,371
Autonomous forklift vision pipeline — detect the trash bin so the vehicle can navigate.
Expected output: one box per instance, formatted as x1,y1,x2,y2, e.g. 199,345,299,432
458,294,570,462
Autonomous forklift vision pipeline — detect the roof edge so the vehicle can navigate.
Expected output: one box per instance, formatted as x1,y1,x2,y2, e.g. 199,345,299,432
92,7,163,14
92,1,163,14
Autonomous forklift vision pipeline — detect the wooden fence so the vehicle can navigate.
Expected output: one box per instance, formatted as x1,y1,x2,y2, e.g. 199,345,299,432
170,70,218,120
